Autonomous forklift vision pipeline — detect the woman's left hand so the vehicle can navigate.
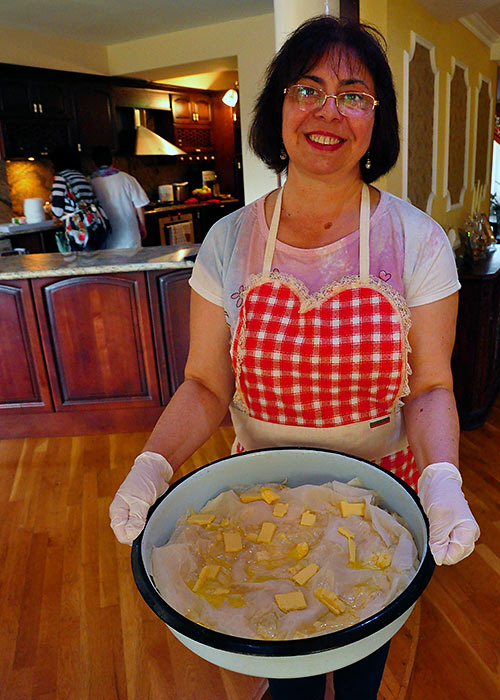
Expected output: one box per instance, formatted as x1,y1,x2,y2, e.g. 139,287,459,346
417,462,480,565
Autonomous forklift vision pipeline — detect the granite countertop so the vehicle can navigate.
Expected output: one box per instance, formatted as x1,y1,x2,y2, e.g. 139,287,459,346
0,220,63,237
0,244,199,280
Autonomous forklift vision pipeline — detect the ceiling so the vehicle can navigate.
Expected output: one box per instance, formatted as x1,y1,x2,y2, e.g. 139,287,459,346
1,0,499,84
0,0,499,46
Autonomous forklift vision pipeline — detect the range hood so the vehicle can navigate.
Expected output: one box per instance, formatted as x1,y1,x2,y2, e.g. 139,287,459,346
134,109,186,156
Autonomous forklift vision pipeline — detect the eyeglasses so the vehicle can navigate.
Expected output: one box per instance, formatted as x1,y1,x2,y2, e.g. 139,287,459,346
284,84,379,117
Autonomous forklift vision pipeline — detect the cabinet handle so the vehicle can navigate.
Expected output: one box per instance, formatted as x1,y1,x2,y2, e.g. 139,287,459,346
33,102,38,113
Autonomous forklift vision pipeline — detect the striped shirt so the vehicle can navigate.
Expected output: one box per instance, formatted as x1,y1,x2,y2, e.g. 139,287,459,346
51,169,97,219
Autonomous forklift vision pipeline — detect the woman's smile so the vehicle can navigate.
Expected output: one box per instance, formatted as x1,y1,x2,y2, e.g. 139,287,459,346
306,131,346,148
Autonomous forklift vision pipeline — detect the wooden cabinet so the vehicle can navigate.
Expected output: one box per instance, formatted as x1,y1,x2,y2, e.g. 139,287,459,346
73,83,115,152
0,279,53,413
148,268,191,403
0,75,70,118
171,92,212,124
0,259,195,437
0,69,72,157
452,247,500,429
31,273,160,411
171,90,213,154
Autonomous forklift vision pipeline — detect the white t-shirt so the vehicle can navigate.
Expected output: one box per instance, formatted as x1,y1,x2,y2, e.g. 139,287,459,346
91,171,149,249
190,188,460,337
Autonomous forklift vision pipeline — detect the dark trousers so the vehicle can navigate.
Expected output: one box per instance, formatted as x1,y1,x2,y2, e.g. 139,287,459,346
267,641,390,700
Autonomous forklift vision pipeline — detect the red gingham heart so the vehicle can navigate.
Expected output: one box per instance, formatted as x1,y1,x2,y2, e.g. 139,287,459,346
232,280,404,427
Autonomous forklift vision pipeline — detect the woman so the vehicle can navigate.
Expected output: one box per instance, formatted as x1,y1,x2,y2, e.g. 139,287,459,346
50,145,110,251
110,16,479,700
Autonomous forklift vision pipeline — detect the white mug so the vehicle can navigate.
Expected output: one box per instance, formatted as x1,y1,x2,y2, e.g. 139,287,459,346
23,198,45,223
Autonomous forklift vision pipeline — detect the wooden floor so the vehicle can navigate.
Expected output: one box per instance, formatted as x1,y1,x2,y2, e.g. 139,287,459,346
0,397,499,700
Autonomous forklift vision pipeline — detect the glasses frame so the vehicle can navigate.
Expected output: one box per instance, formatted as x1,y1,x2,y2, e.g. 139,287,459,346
284,84,379,117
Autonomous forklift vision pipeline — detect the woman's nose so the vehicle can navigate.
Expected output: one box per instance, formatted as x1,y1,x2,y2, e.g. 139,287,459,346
316,95,343,119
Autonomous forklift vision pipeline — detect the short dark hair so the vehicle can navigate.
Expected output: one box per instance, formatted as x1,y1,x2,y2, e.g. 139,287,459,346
92,145,113,167
248,15,399,183
49,145,82,173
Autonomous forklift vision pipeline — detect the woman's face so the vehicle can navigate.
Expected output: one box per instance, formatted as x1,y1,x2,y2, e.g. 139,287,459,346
281,50,376,181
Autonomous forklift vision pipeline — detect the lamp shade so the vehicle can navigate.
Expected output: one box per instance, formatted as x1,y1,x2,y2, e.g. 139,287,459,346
222,88,238,107
135,125,186,156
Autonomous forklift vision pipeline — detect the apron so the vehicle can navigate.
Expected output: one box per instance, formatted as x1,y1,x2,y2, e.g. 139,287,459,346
229,184,419,490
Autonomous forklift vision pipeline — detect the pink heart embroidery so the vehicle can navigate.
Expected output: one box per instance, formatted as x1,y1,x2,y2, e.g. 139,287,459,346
379,270,392,281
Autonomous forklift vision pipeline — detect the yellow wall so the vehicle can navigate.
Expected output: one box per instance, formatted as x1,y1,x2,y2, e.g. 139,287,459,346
0,27,108,75
362,0,497,231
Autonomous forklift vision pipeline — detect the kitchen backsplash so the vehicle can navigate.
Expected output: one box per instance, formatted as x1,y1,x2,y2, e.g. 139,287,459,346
2,154,215,218
0,160,12,221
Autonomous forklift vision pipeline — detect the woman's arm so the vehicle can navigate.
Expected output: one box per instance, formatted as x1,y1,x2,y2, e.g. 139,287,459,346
403,293,459,470
109,290,235,543
143,289,235,470
403,292,479,565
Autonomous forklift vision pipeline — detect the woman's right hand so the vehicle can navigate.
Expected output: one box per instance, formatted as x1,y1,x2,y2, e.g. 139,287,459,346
109,452,173,545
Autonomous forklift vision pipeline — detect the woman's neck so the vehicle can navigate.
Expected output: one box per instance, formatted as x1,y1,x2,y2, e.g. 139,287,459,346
269,172,368,248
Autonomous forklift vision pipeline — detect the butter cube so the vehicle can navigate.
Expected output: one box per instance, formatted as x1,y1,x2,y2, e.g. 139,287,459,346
240,493,262,503
257,522,276,544
261,487,281,504
338,526,355,539
340,500,366,518
292,563,319,586
275,591,307,613
187,513,216,526
289,542,309,559
314,588,346,615
300,510,317,527
193,564,221,592
223,531,243,552
348,538,356,564
273,502,289,517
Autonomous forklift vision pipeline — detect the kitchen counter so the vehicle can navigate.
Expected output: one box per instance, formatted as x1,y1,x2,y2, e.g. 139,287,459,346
145,196,239,215
0,244,199,280
0,220,64,253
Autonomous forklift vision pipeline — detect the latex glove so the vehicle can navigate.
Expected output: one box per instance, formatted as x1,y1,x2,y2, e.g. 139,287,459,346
417,462,480,565
110,451,173,545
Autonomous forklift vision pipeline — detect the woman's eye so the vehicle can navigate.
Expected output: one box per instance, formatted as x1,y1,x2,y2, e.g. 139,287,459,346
343,93,363,104
298,86,319,98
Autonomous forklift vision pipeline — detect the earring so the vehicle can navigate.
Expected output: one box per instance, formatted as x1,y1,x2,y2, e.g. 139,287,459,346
280,150,287,161
364,150,372,170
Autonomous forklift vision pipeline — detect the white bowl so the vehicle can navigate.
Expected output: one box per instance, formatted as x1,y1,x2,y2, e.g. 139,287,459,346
132,447,434,678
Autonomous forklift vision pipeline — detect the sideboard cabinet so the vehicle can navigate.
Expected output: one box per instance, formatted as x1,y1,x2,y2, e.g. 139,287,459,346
452,246,500,429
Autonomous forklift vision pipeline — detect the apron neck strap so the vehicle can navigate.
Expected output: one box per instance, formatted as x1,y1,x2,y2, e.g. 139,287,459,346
359,183,370,283
262,183,371,280
262,187,283,274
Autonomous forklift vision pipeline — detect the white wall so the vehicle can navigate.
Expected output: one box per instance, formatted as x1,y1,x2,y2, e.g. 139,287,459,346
107,14,279,204
0,26,108,74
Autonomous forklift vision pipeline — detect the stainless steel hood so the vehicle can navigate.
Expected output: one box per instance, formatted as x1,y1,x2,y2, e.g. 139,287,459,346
134,109,185,156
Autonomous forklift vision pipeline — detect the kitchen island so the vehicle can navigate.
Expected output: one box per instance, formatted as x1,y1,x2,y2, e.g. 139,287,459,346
0,245,198,438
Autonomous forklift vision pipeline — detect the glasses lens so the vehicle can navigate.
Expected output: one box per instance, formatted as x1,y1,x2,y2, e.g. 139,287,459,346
337,93,374,115
288,85,323,110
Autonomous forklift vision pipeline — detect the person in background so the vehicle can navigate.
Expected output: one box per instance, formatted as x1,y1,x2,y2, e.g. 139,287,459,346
91,146,149,249
109,16,480,700
50,145,109,251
